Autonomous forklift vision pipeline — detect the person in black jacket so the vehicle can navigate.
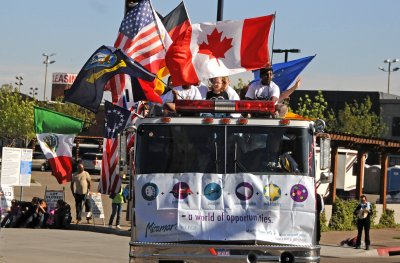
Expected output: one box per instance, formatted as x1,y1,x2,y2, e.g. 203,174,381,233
354,195,372,250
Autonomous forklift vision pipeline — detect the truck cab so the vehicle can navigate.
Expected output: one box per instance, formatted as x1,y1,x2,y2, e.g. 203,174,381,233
127,100,330,263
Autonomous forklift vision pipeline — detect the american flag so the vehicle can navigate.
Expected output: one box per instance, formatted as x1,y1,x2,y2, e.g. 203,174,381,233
114,0,171,73
99,101,131,194
102,0,170,194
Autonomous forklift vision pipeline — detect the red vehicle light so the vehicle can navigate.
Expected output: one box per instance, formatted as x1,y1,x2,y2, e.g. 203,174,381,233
176,100,215,112
237,118,248,125
176,100,275,114
202,117,214,124
220,118,231,124
161,117,171,123
235,101,275,113
280,119,290,125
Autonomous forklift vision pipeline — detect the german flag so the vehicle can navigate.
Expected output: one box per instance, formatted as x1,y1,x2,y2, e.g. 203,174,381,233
161,1,191,41
155,2,191,92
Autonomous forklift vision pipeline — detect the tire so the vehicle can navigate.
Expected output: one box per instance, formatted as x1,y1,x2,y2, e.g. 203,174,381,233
41,163,46,171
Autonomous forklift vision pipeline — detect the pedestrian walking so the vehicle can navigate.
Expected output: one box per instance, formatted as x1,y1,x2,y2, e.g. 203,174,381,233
70,163,92,224
108,187,126,229
354,195,372,250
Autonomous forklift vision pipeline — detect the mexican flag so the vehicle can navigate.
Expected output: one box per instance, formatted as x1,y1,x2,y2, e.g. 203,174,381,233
34,107,83,184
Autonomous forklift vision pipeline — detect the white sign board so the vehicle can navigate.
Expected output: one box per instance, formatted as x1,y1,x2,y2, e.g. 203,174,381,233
0,147,32,186
44,190,64,213
88,192,104,219
20,149,33,186
0,186,14,218
1,147,22,185
135,173,316,246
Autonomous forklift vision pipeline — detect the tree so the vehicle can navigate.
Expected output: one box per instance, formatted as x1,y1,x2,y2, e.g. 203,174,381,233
231,78,246,92
36,97,96,130
294,90,335,121
231,78,250,99
0,88,36,147
330,97,387,137
294,91,387,137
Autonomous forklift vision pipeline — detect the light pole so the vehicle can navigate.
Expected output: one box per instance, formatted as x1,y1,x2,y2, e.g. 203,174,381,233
273,49,301,62
15,76,23,92
42,53,56,101
379,59,400,94
29,87,38,99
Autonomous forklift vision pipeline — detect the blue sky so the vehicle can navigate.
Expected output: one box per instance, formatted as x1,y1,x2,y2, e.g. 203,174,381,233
1,0,400,100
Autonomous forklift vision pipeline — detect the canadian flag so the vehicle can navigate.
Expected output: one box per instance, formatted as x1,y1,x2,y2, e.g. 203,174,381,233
166,15,274,86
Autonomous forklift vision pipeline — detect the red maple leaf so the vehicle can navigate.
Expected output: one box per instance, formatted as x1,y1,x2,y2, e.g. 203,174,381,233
198,28,233,65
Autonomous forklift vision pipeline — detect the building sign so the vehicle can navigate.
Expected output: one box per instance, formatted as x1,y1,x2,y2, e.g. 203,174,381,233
52,73,77,84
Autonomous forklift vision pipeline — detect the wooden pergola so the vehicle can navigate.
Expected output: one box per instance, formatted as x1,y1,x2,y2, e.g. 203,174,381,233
326,132,400,210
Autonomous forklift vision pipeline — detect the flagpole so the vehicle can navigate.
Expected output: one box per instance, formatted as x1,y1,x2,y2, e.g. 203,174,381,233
118,132,122,189
217,0,224,21
270,12,277,64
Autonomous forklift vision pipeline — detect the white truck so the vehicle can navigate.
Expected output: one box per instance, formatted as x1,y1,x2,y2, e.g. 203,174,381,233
127,100,332,263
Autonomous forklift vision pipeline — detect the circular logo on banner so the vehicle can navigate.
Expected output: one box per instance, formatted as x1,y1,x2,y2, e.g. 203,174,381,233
170,182,193,200
290,184,308,202
204,183,222,201
141,183,159,201
235,182,254,201
264,183,281,202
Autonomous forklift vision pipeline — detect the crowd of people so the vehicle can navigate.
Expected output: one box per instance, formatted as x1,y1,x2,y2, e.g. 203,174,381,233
1,197,72,229
160,66,301,117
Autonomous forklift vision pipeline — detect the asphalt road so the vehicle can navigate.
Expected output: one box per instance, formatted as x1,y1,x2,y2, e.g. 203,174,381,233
2,228,400,263
0,228,128,263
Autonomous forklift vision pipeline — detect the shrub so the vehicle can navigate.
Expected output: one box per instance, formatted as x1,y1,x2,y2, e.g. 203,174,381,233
378,209,396,228
328,198,377,231
329,198,358,230
320,211,329,232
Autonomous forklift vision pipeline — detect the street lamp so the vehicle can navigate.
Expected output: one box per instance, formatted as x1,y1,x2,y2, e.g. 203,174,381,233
15,76,23,92
379,59,400,94
273,48,301,62
42,53,56,101
29,87,38,99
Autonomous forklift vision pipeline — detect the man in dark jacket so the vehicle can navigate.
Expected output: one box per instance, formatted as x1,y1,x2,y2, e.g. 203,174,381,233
354,195,372,250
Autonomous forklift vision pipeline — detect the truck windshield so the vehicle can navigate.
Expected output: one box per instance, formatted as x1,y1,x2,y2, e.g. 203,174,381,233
135,124,312,175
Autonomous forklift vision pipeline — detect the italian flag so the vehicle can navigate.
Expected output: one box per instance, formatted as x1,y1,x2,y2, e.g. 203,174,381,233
34,107,83,184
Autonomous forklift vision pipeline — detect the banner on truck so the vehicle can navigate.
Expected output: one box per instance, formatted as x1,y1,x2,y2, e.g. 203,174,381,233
135,173,316,246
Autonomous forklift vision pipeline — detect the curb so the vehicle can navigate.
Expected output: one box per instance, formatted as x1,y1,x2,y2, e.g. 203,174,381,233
68,224,130,237
376,246,400,256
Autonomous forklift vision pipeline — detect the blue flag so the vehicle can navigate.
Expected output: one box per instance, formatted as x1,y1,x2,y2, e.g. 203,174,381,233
252,55,316,92
64,45,157,113
104,101,131,139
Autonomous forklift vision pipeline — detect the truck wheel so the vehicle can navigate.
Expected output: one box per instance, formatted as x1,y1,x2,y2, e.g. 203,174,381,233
41,164,46,171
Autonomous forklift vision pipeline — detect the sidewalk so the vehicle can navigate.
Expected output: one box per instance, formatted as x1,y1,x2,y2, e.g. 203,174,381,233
320,228,400,257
